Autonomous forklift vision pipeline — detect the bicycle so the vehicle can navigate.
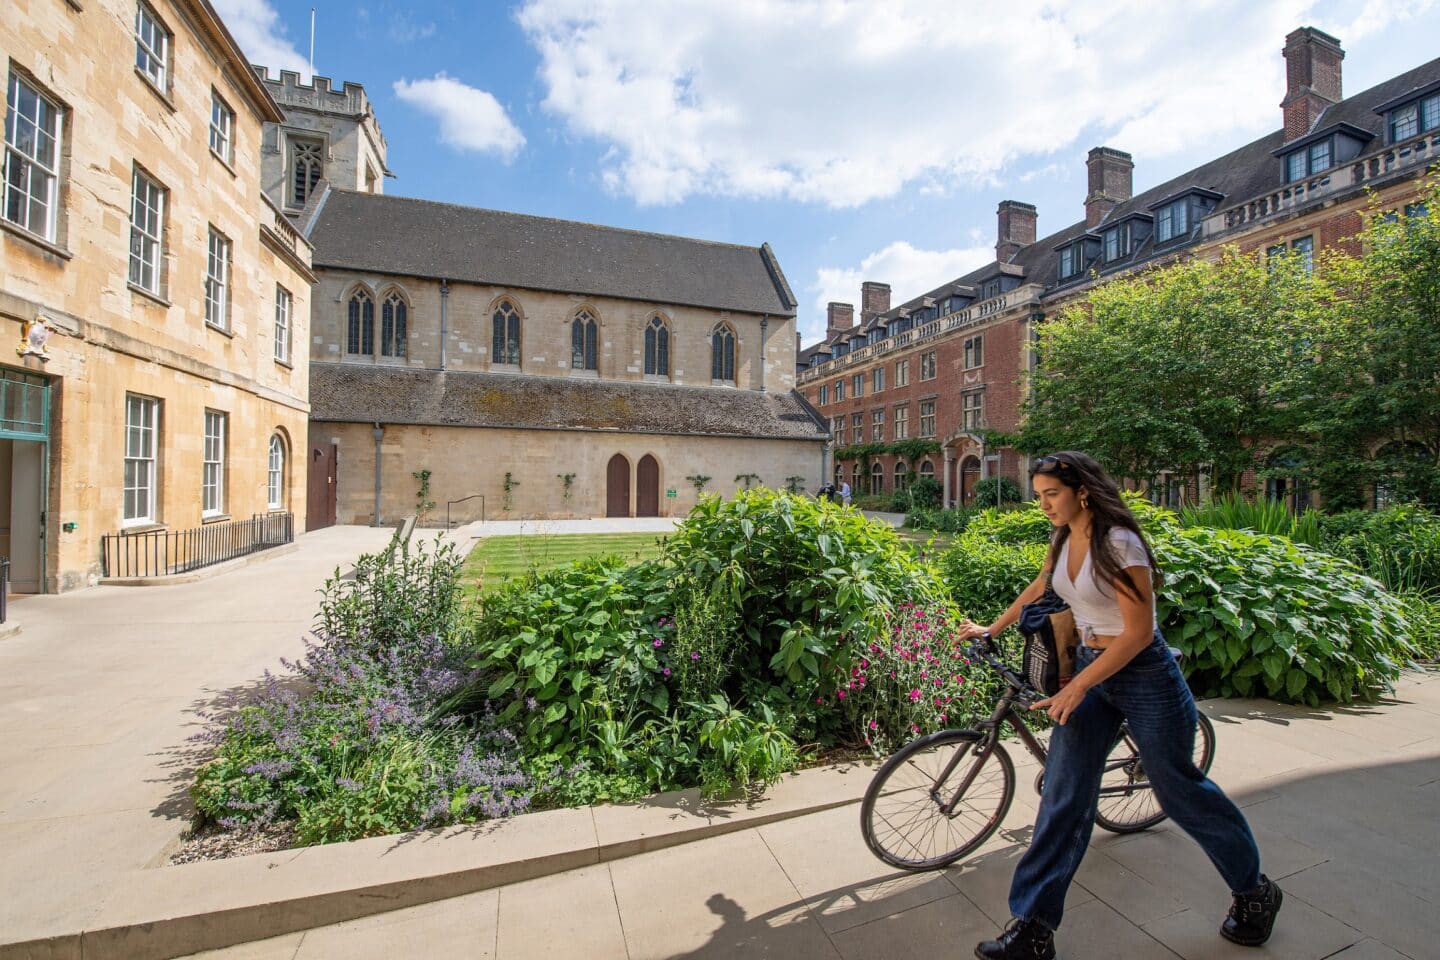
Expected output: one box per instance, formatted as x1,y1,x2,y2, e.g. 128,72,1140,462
860,634,1216,871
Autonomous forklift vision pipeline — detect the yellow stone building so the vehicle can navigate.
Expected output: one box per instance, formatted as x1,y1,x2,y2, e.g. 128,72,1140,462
1,0,312,592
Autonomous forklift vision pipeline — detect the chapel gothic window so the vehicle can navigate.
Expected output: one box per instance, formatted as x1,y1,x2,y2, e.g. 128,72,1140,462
381,291,408,358
492,299,521,365
290,138,323,207
346,289,374,356
711,323,735,383
644,315,670,376
572,309,598,371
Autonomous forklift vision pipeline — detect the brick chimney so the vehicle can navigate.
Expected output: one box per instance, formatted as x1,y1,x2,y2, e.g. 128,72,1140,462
1085,147,1134,228
996,200,1038,262
1281,27,1344,141
827,301,855,337
860,281,891,323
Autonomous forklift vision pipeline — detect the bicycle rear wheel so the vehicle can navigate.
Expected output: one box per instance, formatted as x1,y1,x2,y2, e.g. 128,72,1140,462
860,729,1015,870
1094,711,1216,834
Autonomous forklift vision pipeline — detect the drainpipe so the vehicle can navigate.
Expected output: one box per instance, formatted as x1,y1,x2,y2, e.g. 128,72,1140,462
439,278,449,370
758,315,768,392
371,423,385,526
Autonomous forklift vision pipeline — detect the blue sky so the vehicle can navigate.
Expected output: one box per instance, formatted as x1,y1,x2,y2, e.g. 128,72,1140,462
217,0,1440,343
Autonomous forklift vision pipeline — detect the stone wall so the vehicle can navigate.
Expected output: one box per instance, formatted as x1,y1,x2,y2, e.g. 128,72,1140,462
310,421,825,524
309,269,800,394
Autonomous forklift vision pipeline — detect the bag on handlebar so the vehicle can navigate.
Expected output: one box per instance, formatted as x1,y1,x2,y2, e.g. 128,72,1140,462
1017,569,1078,697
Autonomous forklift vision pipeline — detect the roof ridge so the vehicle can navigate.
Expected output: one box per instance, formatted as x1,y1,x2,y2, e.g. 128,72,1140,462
325,188,767,254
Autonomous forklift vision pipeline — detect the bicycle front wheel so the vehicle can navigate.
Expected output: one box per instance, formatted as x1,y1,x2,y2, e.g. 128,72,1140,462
860,729,1016,870
1094,711,1216,834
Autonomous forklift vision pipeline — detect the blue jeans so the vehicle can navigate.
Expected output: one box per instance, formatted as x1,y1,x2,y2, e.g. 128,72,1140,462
1008,630,1262,930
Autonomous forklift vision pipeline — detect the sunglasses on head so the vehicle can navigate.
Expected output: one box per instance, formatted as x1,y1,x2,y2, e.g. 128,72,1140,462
1033,455,1070,471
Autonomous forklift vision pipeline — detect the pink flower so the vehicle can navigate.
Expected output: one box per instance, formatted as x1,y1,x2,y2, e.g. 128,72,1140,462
868,720,878,729
663,667,671,677
909,688,922,702
691,652,700,661
653,639,664,648
837,690,847,700
815,697,825,705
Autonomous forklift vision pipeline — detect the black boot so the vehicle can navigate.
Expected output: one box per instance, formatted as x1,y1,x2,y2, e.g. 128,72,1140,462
1221,874,1283,946
975,917,1056,960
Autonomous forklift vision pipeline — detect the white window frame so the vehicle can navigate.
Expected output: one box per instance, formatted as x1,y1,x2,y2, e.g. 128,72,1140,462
202,410,227,517
124,394,159,526
964,335,983,369
919,400,936,438
873,367,884,392
128,167,164,294
919,351,937,381
4,73,64,241
274,285,292,362
894,405,909,441
852,373,863,397
817,384,829,405
209,91,234,164
963,391,984,430
205,227,230,330
268,434,286,510
871,408,884,442
895,359,909,388
134,3,170,92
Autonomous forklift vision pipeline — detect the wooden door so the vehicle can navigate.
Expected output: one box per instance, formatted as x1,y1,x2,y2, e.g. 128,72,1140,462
636,455,659,517
307,443,338,531
606,454,631,517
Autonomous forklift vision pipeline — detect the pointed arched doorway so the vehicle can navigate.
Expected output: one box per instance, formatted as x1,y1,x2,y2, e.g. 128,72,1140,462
636,455,660,516
606,453,631,517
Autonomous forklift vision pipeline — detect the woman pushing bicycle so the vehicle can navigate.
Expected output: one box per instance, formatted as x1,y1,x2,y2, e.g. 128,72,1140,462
956,452,1281,960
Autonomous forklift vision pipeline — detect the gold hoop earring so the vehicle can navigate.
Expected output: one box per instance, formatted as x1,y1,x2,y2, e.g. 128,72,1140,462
1080,496,1089,510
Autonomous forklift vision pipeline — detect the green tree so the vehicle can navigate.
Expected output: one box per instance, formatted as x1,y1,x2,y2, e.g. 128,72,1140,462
1019,247,1322,493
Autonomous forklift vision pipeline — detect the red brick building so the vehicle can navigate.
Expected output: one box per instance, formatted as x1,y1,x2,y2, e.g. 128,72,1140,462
798,27,1439,508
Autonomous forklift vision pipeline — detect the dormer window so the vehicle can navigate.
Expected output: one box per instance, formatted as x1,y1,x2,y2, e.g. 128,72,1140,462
1154,199,1189,243
981,279,1001,300
1284,138,1333,183
1102,223,1130,263
1058,245,1081,280
1390,93,1440,142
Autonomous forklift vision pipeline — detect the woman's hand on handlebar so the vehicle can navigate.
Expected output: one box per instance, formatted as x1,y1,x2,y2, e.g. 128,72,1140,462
956,619,993,642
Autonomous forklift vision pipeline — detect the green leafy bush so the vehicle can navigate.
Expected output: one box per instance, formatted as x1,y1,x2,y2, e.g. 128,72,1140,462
1319,504,1440,596
938,537,1048,625
1154,527,1413,704
963,503,1054,545
905,505,982,533
973,476,1024,506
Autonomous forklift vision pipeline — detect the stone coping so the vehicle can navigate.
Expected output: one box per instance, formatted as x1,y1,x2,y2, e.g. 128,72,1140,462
0,759,875,960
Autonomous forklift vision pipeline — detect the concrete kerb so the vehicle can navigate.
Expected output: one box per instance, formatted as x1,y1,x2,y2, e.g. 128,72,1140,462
96,542,301,587
0,760,876,960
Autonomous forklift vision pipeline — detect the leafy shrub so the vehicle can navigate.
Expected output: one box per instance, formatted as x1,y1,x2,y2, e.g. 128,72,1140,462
890,476,940,512
1397,592,1440,662
938,537,1048,625
852,494,891,511
192,543,532,844
905,505,982,533
1154,527,1413,704
973,476,1024,506
1319,504,1440,596
1180,493,1324,547
964,503,1054,545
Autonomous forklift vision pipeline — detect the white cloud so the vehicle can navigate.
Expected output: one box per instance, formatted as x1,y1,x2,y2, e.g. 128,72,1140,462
805,240,994,342
516,0,1432,208
392,74,527,159
389,12,437,43
212,0,310,77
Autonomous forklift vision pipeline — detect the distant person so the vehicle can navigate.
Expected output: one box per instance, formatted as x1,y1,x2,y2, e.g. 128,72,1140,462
839,480,851,507
958,451,1279,960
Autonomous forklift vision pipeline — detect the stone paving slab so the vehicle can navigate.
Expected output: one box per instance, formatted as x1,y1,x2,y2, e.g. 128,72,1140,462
176,668,1440,960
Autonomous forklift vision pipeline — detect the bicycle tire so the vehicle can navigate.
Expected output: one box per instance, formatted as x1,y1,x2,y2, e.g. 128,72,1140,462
860,729,1016,870
1094,711,1216,834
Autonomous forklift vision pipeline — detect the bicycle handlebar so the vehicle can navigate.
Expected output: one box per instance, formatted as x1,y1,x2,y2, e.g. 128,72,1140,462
964,633,1044,708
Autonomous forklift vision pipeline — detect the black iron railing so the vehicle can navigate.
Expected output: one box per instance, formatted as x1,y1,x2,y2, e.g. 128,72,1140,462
101,513,294,579
0,556,9,623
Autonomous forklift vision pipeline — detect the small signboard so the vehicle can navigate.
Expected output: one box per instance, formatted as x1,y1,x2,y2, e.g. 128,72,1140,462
666,488,677,498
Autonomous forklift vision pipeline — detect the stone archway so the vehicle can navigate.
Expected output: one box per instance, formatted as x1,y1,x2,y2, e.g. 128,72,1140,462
960,456,982,504
607,454,631,517
636,454,660,517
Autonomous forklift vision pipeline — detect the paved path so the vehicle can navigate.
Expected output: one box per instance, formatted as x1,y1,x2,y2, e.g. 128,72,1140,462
186,670,1440,960
0,525,399,947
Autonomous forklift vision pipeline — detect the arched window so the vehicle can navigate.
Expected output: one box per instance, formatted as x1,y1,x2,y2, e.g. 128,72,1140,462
644,315,670,376
380,291,408,359
346,289,374,356
492,299,521,366
572,309,598,371
871,461,885,495
920,460,935,478
267,433,286,510
289,138,324,208
894,460,910,492
711,323,736,382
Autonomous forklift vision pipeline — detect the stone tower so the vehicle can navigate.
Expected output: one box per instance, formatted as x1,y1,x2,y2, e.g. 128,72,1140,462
253,68,393,217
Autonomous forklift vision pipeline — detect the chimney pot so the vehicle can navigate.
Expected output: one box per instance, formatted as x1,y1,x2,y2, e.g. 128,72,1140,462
1085,147,1134,228
996,200,1038,262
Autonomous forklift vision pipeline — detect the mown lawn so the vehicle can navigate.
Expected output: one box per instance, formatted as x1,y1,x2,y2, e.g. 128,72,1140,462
461,532,670,595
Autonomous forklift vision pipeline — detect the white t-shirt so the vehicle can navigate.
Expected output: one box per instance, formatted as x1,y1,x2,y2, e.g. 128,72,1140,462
1052,527,1156,638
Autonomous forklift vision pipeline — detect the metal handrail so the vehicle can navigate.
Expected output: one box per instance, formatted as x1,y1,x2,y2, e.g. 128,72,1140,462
0,556,9,623
100,513,294,578
445,495,486,528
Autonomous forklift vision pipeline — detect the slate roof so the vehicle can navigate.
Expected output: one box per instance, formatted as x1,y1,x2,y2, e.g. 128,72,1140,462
802,53,1440,356
308,190,797,318
309,363,828,442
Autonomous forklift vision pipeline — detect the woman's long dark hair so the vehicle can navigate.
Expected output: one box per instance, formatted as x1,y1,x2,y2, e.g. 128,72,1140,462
1033,451,1159,601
